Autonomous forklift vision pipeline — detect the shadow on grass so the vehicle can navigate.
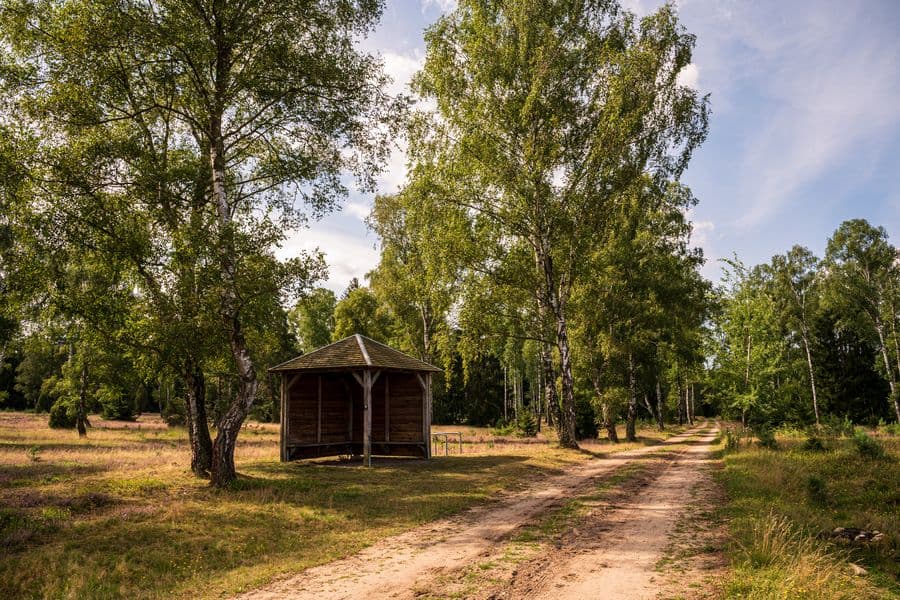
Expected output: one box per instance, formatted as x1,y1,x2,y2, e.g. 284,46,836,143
0,452,579,599
0,462,108,487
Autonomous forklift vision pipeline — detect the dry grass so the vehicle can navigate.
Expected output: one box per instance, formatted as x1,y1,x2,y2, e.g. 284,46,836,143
0,412,678,599
719,429,900,599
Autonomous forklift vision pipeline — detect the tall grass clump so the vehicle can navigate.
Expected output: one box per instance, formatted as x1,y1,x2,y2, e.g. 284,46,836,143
723,427,742,452
729,513,862,599
755,427,778,450
852,431,886,460
802,435,826,452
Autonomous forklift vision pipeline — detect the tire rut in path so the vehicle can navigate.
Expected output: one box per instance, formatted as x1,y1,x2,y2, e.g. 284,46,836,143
494,427,720,599
234,427,711,600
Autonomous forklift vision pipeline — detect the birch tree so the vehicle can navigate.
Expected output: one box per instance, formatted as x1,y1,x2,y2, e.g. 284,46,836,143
1,0,396,485
769,246,822,426
411,0,708,447
823,220,900,422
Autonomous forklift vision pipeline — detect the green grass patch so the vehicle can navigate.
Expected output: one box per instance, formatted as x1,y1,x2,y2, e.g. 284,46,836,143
0,412,596,599
717,430,899,598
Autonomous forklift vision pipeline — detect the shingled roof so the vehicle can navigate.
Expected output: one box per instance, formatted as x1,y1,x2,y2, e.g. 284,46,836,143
269,334,441,373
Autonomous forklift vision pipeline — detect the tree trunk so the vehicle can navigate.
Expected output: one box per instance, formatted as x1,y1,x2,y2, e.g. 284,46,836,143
744,332,752,390
642,393,657,427
502,365,508,422
555,315,579,448
874,321,900,421
655,379,664,431
540,341,558,430
688,383,697,425
535,245,577,448
535,361,542,431
184,365,213,477
625,353,637,442
76,361,88,437
207,31,260,486
801,332,820,427
677,384,684,426
513,372,519,420
590,372,617,442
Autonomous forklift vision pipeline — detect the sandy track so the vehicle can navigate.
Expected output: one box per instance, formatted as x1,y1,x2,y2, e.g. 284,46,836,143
498,427,720,599
235,427,712,600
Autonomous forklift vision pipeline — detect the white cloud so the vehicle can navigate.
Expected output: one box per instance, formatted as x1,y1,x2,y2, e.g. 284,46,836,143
276,227,380,294
691,219,715,245
677,63,700,89
421,0,456,13
381,51,424,97
345,201,372,221
733,15,900,227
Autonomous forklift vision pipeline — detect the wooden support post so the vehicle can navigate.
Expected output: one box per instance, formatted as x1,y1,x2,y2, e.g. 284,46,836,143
425,372,433,459
363,370,372,467
343,377,353,443
279,375,286,462
385,373,390,442
317,375,322,443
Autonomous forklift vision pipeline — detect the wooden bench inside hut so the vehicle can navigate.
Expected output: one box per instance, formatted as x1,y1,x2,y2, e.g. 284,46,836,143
269,334,441,464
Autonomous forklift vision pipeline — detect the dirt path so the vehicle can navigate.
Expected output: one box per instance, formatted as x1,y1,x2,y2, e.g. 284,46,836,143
491,427,721,599
236,426,717,600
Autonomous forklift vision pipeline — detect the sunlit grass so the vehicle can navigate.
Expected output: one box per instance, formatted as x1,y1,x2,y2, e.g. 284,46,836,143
718,428,899,599
0,412,682,599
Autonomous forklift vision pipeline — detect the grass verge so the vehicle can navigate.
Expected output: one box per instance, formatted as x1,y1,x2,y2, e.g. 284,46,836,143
717,427,899,599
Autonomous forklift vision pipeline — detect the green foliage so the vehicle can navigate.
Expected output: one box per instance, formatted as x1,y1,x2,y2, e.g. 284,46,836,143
96,385,134,421
707,218,900,431
878,418,900,436
822,414,856,438
755,428,778,450
332,287,394,342
515,410,538,438
801,436,826,452
161,396,187,427
289,288,336,353
852,431,886,460
804,474,828,505
575,393,598,439
47,399,75,429
723,428,743,452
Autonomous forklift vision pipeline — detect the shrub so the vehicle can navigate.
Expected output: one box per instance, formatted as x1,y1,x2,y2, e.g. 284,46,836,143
97,386,134,421
490,420,516,437
161,397,186,427
801,436,826,452
48,399,76,429
756,428,778,450
723,428,742,452
822,414,854,438
877,418,900,436
515,410,538,437
805,474,828,505
852,431,886,459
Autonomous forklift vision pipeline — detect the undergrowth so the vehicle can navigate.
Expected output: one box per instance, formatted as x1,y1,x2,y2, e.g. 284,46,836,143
718,428,899,599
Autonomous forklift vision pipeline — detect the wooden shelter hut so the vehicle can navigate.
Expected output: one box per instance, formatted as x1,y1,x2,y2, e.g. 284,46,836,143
269,334,441,465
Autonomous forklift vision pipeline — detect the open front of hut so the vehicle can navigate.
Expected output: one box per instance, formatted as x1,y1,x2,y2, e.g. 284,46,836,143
269,334,441,465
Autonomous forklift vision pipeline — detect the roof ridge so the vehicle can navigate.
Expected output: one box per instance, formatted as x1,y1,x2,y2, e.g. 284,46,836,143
360,335,439,369
355,333,372,366
267,335,358,371
268,333,442,372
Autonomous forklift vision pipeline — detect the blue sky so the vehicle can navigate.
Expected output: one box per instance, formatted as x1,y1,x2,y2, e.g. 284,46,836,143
278,0,900,292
